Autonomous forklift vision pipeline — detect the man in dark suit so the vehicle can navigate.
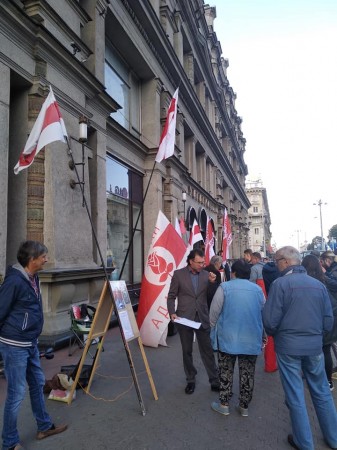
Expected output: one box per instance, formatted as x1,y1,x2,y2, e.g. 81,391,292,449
167,249,220,394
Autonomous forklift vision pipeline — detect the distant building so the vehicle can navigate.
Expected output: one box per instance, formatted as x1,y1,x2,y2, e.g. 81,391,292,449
246,180,272,256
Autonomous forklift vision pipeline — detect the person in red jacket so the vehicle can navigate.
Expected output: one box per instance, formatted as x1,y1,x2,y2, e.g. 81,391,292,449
262,261,280,372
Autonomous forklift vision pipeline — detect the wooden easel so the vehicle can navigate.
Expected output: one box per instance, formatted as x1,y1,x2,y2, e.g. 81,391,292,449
66,280,158,413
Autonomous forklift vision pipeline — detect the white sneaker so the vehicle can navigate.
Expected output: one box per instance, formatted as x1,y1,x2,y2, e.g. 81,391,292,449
237,405,249,417
329,381,334,391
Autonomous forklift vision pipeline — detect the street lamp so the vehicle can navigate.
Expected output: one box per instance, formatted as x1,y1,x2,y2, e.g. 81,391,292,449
69,116,88,207
182,190,186,223
313,200,327,250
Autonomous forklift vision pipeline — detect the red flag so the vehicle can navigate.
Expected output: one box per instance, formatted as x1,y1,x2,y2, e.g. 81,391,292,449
155,88,179,163
222,208,232,262
204,217,215,265
137,211,189,347
14,86,68,174
188,219,204,247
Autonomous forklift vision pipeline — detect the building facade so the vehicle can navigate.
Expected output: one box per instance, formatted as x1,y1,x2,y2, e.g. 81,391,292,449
0,0,250,343
246,179,272,257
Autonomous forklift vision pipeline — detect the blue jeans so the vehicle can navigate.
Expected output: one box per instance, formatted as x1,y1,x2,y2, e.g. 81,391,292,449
0,343,53,450
277,352,337,450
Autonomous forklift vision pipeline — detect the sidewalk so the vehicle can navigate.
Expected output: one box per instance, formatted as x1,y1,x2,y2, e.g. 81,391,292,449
0,326,336,450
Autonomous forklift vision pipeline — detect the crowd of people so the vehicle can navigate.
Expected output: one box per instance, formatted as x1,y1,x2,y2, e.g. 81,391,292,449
1,241,337,450
168,246,337,450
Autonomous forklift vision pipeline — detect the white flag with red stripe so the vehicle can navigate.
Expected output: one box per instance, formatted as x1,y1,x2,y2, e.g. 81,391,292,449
204,217,215,265
222,208,232,261
179,217,187,237
188,219,204,247
155,88,179,163
174,217,182,237
137,211,189,347
14,86,68,174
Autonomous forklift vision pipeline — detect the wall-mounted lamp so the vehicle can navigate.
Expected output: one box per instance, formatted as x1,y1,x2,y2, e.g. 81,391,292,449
182,190,186,222
69,116,88,206
79,115,88,142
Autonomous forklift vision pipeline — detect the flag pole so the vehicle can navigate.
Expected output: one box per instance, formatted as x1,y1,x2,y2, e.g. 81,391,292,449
119,86,179,280
66,138,147,415
118,159,157,281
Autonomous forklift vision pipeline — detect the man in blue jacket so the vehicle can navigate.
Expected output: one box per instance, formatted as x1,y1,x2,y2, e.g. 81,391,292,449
263,246,337,450
0,241,67,450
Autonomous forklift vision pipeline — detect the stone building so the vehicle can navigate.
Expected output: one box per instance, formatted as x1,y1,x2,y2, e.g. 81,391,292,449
0,0,249,344
246,179,272,256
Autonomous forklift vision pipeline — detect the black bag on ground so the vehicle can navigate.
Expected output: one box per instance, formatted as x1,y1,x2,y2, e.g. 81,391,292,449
60,363,92,389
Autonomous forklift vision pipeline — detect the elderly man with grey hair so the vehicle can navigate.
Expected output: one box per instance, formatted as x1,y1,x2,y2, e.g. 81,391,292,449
0,241,67,450
263,245,337,450
205,255,223,308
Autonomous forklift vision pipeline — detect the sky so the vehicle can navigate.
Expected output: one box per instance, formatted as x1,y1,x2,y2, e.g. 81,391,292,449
210,0,337,249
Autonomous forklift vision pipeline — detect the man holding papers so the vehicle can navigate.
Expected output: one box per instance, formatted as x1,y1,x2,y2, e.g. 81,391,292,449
167,249,220,394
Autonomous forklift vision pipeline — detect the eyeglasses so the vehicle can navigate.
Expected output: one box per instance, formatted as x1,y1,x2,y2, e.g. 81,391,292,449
192,260,205,265
276,257,285,263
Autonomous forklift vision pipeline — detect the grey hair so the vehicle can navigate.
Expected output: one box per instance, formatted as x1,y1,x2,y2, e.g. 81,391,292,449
276,246,301,265
210,255,223,266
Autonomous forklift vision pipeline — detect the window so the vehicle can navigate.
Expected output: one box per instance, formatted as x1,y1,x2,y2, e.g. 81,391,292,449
253,206,258,213
254,228,259,235
105,41,140,136
106,157,143,284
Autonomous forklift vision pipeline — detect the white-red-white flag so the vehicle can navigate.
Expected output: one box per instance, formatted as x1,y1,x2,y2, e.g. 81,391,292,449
137,211,189,347
155,88,179,163
14,86,68,174
179,217,187,237
222,208,232,261
174,217,182,238
188,219,204,247
205,216,215,265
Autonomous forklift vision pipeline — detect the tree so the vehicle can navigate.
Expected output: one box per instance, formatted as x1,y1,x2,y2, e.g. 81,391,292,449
329,224,337,240
307,236,323,250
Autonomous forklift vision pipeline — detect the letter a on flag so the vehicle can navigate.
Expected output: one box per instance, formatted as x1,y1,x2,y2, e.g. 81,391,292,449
137,210,189,347
14,86,68,174
155,88,179,163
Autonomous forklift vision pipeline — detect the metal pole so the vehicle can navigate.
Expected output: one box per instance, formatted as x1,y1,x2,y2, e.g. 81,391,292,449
319,199,324,250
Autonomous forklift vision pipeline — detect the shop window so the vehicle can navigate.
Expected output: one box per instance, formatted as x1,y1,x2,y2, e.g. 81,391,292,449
106,157,143,284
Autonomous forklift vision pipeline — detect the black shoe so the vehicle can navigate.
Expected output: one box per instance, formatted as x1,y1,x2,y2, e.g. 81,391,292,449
185,382,195,394
287,434,300,449
211,383,220,392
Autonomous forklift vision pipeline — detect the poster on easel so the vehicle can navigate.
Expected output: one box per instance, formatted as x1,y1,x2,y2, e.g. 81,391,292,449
109,280,140,342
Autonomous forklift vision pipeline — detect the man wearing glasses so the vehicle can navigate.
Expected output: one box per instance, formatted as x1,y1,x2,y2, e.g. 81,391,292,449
263,246,337,450
167,249,220,394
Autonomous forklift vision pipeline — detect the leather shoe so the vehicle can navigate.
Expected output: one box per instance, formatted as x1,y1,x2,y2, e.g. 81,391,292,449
287,434,300,449
36,424,67,440
185,382,195,394
211,383,220,392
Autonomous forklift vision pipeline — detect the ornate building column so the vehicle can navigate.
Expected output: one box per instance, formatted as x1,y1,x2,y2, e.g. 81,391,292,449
0,63,10,277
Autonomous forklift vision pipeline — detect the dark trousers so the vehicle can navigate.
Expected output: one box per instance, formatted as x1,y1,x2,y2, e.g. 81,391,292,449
177,323,218,384
323,343,333,382
218,352,257,408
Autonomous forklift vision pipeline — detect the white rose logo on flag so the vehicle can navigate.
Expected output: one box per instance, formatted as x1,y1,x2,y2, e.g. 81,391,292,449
137,211,189,347
146,249,175,284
